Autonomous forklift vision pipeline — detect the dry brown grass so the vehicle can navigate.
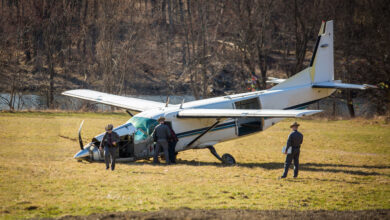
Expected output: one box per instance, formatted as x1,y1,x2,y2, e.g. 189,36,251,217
0,112,389,219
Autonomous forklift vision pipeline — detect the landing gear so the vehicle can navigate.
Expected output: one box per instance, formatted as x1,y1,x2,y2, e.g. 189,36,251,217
207,146,236,165
221,153,236,165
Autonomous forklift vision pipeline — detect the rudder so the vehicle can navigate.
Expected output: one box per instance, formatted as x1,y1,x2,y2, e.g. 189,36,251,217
310,20,334,83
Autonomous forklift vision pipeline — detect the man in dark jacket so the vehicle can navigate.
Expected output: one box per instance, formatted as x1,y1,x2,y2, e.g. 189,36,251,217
166,122,178,164
152,117,171,164
99,124,120,171
281,122,303,178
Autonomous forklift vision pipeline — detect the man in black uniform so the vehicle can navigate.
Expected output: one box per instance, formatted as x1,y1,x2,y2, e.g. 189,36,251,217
281,122,303,178
152,117,172,164
166,122,178,164
99,124,120,171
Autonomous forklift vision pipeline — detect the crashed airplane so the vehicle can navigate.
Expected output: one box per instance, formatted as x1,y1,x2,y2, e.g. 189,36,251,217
63,20,375,165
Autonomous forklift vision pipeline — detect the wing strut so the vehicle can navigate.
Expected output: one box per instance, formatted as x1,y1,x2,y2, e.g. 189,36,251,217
126,110,133,117
185,120,220,149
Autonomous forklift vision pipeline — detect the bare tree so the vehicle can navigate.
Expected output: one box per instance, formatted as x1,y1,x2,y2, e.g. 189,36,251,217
0,0,388,115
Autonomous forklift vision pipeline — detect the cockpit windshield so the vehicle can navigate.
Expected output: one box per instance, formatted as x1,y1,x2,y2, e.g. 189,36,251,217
127,117,158,142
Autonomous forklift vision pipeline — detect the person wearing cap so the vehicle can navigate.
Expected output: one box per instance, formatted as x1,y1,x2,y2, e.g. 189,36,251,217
152,117,172,164
281,122,303,178
99,124,120,171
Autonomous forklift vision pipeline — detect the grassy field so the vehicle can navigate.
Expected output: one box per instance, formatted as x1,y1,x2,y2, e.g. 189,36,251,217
0,112,389,219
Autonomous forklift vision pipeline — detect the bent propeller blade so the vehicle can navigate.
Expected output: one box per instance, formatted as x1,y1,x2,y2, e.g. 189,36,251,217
78,120,84,150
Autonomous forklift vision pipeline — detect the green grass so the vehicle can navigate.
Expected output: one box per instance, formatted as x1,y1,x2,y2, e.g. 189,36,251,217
0,112,389,219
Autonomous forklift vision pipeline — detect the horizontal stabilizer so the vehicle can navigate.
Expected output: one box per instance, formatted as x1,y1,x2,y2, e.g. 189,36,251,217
312,81,377,90
177,109,322,118
62,89,166,112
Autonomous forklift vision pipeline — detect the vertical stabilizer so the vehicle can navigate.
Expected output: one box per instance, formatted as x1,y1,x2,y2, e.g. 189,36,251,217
271,20,335,90
270,20,376,91
310,20,334,83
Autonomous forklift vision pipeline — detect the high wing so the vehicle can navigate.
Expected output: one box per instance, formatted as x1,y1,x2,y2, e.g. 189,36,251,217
177,109,322,118
62,89,166,112
312,81,377,90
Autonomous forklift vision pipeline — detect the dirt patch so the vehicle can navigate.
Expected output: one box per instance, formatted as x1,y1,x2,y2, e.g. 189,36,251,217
55,209,390,220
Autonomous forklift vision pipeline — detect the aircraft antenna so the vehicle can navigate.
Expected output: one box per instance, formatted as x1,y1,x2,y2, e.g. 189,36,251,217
165,96,170,107
180,98,185,109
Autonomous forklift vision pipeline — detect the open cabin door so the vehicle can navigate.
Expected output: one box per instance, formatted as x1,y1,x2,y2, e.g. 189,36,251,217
234,97,263,136
118,134,134,158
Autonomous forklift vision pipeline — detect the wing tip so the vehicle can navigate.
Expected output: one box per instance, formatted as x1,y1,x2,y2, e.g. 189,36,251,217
363,84,378,89
297,110,323,117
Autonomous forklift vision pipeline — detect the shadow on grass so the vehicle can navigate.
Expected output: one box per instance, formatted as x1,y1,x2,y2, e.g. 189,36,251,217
56,209,390,220
302,163,390,169
171,160,388,176
88,158,389,177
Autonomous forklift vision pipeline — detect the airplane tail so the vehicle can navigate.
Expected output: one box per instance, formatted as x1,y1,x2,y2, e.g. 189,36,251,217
310,20,334,83
271,20,375,90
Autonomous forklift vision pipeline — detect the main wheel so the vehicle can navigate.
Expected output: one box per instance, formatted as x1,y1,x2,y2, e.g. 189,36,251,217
221,153,236,165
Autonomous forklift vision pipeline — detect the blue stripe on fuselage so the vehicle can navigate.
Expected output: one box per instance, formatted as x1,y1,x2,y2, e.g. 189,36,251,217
176,121,236,138
175,98,323,139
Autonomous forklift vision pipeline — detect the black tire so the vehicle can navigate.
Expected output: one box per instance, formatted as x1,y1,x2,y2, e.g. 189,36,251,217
221,153,236,165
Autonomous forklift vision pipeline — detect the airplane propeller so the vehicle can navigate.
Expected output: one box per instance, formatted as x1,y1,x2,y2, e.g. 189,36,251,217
78,120,84,150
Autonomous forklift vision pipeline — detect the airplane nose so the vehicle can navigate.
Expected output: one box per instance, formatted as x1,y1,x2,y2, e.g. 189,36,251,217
74,148,90,159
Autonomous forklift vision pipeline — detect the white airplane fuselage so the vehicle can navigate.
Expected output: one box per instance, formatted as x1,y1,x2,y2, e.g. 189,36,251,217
74,70,334,162
139,73,335,153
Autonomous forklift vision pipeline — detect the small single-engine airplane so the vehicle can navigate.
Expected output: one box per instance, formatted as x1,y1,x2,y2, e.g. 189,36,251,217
63,20,375,165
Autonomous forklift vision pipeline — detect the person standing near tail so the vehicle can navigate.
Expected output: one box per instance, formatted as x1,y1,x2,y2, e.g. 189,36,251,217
281,122,303,178
99,124,120,171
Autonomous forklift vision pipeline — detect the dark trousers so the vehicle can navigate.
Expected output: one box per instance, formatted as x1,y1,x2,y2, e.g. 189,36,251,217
104,146,116,170
153,140,170,164
168,141,177,163
282,148,300,177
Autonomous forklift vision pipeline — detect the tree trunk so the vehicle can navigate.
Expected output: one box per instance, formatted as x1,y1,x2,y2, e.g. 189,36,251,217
332,99,336,118
179,0,186,65
161,0,167,25
346,90,355,118
256,43,267,89
186,0,200,100
200,2,208,98
293,0,309,74
47,51,55,109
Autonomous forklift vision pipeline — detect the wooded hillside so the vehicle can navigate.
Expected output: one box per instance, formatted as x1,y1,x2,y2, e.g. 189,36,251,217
0,0,389,114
